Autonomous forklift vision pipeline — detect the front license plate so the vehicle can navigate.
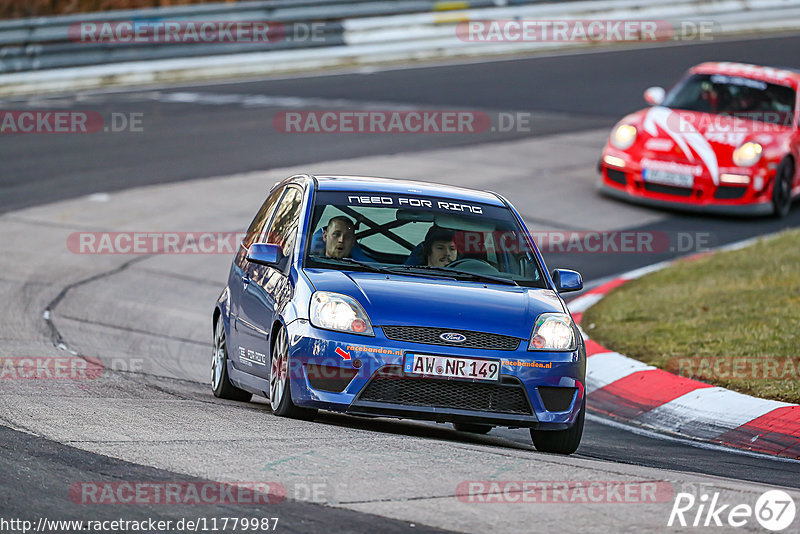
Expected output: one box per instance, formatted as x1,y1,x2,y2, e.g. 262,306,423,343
642,168,694,188
404,354,500,382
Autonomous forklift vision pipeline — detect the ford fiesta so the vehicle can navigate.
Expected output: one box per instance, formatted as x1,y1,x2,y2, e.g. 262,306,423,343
599,62,800,216
212,174,586,454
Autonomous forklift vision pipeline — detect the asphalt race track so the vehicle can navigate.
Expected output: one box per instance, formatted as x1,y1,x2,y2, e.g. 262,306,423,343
2,32,800,533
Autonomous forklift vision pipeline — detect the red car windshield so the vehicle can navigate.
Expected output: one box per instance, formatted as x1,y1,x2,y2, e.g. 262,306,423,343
662,73,796,126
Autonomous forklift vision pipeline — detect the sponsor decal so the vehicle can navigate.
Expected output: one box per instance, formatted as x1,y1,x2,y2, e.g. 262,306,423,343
239,347,267,366
346,195,484,214
344,345,403,356
503,360,553,369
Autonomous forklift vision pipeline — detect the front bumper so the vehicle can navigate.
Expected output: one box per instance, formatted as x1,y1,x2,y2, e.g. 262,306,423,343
598,159,775,216
284,319,585,429
598,182,774,216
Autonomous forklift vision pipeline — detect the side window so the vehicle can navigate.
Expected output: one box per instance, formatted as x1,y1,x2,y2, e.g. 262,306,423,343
242,187,284,248
263,187,304,254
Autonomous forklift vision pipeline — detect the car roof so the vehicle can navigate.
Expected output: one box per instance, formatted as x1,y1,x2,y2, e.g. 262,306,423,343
310,174,506,206
689,62,800,86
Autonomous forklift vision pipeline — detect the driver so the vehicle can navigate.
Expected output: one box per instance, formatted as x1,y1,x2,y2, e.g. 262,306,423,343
322,216,356,259
423,226,458,267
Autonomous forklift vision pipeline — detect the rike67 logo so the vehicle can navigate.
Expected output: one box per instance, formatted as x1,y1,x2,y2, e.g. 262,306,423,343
668,489,796,531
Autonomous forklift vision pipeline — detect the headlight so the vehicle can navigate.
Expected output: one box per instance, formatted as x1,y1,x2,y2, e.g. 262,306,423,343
310,292,374,336
611,124,637,150
528,313,576,351
732,142,763,167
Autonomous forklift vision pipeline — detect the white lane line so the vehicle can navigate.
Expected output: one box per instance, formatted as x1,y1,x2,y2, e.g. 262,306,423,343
636,387,794,440
586,413,800,464
568,293,604,313
587,352,656,394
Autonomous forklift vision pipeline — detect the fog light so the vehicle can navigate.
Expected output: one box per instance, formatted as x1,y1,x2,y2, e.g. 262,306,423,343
719,173,750,185
603,155,626,168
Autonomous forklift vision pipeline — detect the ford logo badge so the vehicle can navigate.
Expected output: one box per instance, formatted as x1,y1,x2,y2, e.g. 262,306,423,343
439,332,466,343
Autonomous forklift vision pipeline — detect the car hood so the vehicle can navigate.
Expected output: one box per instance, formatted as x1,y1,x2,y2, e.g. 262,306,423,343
303,269,565,339
622,106,791,183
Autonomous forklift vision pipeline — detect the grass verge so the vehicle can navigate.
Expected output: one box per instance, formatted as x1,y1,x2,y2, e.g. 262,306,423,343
582,229,800,404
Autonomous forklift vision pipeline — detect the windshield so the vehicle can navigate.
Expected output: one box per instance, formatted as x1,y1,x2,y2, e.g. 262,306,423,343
303,191,547,288
662,73,796,126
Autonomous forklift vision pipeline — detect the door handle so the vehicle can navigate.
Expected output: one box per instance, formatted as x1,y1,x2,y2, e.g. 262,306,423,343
241,275,250,287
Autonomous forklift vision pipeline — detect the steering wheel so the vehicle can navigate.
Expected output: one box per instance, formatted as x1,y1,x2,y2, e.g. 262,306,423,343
446,258,501,275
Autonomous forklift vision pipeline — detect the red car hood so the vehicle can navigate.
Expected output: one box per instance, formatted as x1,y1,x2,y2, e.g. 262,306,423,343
624,106,791,184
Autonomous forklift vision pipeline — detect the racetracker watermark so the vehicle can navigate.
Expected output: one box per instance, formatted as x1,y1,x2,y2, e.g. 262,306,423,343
273,110,538,134
668,356,800,381
69,482,286,505
456,480,674,503
68,21,327,44
668,489,796,530
0,356,103,380
67,232,248,254
0,111,143,134
67,230,715,255
457,20,714,42
460,230,715,254
662,109,793,135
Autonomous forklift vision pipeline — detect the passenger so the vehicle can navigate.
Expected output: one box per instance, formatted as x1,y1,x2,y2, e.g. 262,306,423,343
322,216,356,259
423,226,458,267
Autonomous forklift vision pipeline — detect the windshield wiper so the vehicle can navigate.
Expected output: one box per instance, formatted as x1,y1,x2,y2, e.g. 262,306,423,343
389,265,518,286
308,255,395,275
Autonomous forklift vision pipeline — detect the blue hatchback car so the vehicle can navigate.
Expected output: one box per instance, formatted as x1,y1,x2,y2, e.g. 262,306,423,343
212,174,587,454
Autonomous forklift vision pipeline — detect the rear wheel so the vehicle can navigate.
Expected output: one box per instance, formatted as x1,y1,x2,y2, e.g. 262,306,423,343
453,423,493,434
212,317,252,402
772,158,795,218
269,326,317,420
530,397,585,454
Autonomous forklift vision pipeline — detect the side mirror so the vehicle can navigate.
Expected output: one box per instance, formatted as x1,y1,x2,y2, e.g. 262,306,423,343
246,243,282,266
644,86,665,106
552,269,583,293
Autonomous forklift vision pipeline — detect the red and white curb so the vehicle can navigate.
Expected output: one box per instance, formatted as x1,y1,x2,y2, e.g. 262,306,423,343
569,238,800,460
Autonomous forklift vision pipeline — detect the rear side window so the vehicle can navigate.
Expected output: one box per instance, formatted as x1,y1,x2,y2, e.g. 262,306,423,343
264,187,304,255
242,187,283,248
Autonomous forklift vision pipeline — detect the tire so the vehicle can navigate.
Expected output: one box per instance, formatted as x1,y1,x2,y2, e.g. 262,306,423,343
772,158,795,218
530,397,585,455
212,317,252,402
453,423,493,434
269,326,317,420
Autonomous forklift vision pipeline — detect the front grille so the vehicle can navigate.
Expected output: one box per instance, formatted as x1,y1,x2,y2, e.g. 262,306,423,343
358,366,532,415
606,168,627,186
381,326,520,351
643,183,694,197
538,386,577,412
714,186,747,200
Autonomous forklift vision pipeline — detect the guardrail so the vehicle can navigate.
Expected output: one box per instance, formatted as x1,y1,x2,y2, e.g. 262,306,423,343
1,0,799,96
0,0,522,73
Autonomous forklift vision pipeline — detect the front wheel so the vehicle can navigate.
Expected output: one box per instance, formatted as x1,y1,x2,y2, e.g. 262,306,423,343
212,317,252,402
530,397,585,454
269,326,317,420
772,158,795,218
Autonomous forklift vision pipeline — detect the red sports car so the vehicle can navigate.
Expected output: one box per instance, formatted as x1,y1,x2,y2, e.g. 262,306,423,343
598,62,799,217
